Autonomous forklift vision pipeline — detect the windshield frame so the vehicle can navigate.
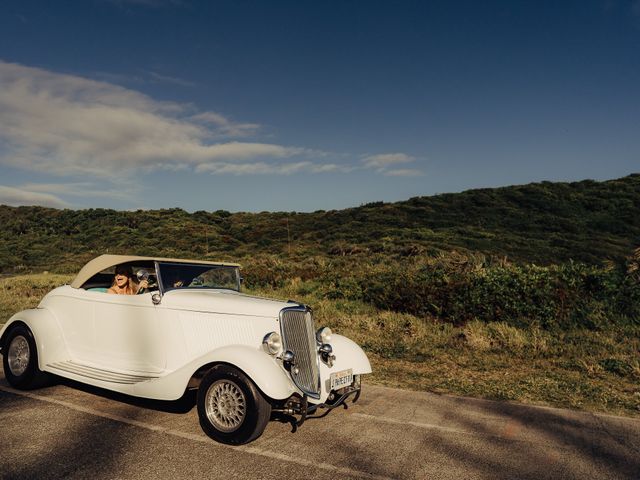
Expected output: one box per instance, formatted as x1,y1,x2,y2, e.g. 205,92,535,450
156,261,241,294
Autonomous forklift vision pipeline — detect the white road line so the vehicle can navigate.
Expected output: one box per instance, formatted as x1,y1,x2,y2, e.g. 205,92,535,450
351,413,567,448
351,412,536,444
351,412,478,435
0,385,396,480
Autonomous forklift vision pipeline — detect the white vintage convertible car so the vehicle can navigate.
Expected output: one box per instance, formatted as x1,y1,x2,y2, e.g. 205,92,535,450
0,255,371,444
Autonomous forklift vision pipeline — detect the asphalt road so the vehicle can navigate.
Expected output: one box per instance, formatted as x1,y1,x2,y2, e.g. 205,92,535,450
0,367,639,480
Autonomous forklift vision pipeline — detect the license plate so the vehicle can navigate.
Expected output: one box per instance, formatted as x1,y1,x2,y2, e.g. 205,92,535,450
330,368,353,390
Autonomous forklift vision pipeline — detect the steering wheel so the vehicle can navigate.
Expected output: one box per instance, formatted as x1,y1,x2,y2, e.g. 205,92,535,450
136,269,156,294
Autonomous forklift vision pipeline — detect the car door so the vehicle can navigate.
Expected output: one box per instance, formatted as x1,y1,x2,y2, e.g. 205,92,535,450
46,287,96,361
91,292,166,374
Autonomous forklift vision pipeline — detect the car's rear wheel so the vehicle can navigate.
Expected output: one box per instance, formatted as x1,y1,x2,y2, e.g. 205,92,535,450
3,324,47,389
197,364,271,445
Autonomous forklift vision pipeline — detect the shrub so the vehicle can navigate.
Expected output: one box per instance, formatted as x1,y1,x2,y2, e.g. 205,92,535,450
357,253,639,329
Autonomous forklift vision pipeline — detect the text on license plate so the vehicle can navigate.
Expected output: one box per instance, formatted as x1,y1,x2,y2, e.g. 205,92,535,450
330,369,353,390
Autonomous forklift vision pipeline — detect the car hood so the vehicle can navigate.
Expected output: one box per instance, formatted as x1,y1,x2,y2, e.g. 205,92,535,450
159,289,294,318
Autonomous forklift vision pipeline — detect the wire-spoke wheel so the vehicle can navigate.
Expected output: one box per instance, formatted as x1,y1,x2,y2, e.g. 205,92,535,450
197,365,271,445
7,335,30,377
2,324,48,389
205,379,247,432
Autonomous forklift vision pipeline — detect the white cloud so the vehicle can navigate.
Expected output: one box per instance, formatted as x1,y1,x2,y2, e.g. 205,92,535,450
190,112,261,137
383,168,424,177
18,182,135,201
362,153,415,169
361,152,423,176
0,181,137,208
0,60,318,178
197,161,350,175
0,185,69,208
92,70,194,88
0,60,420,182
197,162,304,175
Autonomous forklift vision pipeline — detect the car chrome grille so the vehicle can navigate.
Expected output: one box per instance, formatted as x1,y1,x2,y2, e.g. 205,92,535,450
280,308,320,398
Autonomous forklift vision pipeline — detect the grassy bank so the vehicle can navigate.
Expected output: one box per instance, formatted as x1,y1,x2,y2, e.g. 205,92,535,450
1,273,638,417
0,273,72,325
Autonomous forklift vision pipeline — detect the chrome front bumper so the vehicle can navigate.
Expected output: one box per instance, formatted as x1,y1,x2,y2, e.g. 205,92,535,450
271,382,361,430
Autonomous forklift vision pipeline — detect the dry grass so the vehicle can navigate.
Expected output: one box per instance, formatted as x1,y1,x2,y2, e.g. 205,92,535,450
0,273,73,324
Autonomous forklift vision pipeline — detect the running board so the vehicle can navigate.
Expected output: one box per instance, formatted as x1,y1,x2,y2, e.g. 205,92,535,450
47,361,160,384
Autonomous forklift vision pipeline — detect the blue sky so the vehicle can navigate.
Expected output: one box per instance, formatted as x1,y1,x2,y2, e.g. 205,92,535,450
0,0,638,212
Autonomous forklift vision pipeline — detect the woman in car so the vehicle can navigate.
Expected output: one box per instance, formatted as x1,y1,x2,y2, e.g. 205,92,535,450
108,265,148,295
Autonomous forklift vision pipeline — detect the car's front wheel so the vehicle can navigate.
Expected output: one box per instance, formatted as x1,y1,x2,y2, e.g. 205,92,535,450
2,324,48,389
197,364,271,445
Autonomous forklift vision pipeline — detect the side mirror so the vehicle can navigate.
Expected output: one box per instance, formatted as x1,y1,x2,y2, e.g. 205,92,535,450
151,293,161,305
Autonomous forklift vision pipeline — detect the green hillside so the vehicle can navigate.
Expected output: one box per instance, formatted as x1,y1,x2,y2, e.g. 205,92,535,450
1,174,638,272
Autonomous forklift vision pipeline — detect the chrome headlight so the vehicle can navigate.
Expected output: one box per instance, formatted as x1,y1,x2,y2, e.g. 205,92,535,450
263,332,282,355
316,326,332,344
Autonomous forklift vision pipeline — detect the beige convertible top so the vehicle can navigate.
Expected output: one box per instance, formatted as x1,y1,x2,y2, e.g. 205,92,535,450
70,254,240,289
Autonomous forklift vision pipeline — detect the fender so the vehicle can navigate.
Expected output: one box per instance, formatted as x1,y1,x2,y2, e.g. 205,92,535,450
133,344,296,401
330,334,372,375
0,308,69,369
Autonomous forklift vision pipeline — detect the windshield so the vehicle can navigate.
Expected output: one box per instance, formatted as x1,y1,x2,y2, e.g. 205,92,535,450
158,262,241,292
